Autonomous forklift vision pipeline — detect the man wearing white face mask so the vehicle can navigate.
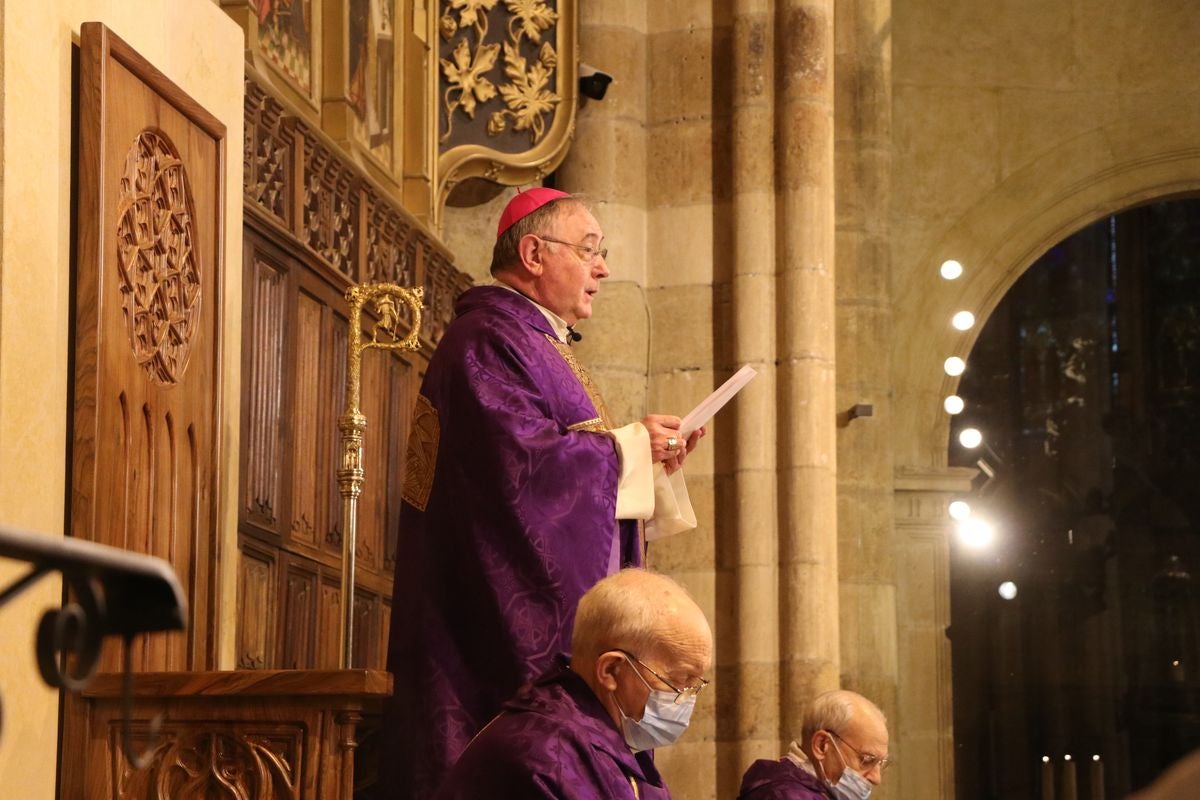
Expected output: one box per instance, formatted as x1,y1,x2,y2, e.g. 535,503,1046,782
737,690,890,800
434,568,713,799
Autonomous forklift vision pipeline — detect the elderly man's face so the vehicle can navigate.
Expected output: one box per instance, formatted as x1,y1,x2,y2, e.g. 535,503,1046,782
820,709,890,787
613,606,713,722
534,204,609,325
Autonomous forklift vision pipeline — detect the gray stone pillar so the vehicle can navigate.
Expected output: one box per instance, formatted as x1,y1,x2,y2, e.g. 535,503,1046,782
894,466,973,800
718,0,780,790
833,0,898,774
776,0,841,727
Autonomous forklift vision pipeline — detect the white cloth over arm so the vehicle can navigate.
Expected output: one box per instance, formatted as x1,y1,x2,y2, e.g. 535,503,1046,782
608,422,696,539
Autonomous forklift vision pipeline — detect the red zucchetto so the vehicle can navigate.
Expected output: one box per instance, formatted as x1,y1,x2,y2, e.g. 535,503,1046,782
496,187,572,237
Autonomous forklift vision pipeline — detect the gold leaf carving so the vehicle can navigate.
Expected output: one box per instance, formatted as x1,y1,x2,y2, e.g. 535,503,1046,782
115,129,202,387
440,37,500,125
505,0,558,43
496,40,560,144
439,0,562,145
449,0,499,28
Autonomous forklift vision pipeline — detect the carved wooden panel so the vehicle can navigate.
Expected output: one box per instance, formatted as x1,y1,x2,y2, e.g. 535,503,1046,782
282,560,319,670
237,74,477,674
242,253,289,535
323,314,350,556
116,724,304,799
67,669,390,800
300,130,358,279
73,23,224,674
238,542,277,670
363,187,416,287
353,589,379,670
317,579,343,669
358,348,388,573
383,356,411,573
290,293,325,549
244,78,294,229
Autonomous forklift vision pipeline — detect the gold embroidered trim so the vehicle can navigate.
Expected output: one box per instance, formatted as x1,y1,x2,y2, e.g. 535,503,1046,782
402,393,440,511
567,417,605,433
545,334,616,430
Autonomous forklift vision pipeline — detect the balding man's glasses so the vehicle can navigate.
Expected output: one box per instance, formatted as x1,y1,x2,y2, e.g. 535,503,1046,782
615,649,709,705
536,235,608,263
829,730,891,772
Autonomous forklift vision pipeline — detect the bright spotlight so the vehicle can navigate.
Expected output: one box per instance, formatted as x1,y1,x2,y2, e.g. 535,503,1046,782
944,395,965,414
958,427,983,448
998,581,1018,600
944,357,965,376
940,260,963,280
948,500,971,520
957,518,995,548
952,311,976,331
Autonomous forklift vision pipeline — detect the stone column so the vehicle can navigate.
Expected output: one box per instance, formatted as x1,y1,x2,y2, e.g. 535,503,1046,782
556,4,650,425
717,0,780,790
833,0,898,765
894,466,974,800
775,0,841,727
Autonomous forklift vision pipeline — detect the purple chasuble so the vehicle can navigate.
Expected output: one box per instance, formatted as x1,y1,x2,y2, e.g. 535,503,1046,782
737,758,837,800
434,656,671,800
383,286,644,799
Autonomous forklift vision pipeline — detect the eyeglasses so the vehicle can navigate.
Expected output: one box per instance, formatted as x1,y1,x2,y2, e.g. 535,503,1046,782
829,730,891,772
536,235,609,263
613,649,709,705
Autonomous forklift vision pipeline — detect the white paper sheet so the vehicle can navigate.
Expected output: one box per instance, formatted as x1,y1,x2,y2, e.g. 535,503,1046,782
679,364,757,437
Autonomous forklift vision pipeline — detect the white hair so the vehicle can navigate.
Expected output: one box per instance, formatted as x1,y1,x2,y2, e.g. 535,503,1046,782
801,689,887,744
570,568,697,662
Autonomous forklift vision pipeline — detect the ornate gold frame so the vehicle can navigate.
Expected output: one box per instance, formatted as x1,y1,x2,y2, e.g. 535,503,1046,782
431,0,578,222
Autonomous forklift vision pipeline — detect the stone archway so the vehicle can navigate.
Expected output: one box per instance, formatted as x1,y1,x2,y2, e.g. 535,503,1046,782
894,122,1200,471
890,119,1200,800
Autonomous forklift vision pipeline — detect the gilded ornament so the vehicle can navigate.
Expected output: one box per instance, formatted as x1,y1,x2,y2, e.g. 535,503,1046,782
496,41,561,144
440,37,500,126
505,0,559,43
449,0,499,29
487,110,507,135
439,0,563,145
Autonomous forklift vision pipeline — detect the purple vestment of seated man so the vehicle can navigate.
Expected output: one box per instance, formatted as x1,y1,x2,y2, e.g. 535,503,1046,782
383,285,643,799
737,758,836,800
434,656,671,800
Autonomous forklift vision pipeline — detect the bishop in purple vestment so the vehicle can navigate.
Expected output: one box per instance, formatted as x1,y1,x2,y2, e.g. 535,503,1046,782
383,190,704,798
434,569,712,800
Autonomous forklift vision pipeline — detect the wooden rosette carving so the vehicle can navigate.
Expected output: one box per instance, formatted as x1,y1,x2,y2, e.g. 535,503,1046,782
435,0,577,210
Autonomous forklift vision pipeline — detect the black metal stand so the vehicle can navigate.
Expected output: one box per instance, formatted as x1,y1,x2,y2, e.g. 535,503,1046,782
0,523,187,765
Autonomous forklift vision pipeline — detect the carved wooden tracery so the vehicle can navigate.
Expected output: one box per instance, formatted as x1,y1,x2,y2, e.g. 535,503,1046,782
238,72,471,674
116,129,203,387
116,727,302,800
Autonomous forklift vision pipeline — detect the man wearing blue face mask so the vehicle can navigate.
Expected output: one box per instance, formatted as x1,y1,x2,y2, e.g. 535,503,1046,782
434,568,713,799
737,690,890,800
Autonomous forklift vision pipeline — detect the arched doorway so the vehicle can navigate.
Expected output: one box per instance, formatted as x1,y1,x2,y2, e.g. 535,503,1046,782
948,199,1200,799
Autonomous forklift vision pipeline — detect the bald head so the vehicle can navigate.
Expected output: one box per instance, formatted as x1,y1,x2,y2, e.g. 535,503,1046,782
571,569,712,667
